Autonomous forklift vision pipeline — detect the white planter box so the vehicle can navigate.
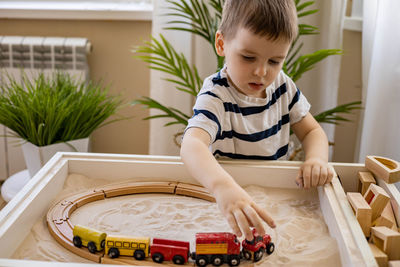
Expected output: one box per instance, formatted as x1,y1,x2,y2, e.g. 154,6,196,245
21,138,89,177
0,153,398,267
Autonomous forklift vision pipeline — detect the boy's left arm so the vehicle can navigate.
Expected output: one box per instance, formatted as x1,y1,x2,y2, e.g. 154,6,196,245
291,112,334,189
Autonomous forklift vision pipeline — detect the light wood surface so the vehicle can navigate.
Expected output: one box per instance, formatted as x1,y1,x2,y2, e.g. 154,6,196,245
365,156,400,184
347,192,372,237
369,243,388,267
371,226,400,261
364,184,391,221
358,171,376,195
0,153,385,267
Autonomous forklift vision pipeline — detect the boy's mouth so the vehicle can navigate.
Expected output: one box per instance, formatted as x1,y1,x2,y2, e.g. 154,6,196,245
249,82,264,90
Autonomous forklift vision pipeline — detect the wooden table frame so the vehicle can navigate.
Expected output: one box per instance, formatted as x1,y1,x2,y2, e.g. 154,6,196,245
1,152,398,267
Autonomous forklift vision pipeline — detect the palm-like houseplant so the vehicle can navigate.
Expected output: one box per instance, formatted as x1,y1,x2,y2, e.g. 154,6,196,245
0,72,124,176
133,0,362,151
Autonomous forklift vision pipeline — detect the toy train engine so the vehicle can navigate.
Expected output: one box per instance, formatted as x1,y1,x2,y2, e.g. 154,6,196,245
150,238,190,265
105,235,150,260
192,232,241,267
72,224,106,253
241,228,275,262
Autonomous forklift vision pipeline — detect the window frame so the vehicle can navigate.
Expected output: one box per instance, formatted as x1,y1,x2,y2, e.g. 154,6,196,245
0,1,153,21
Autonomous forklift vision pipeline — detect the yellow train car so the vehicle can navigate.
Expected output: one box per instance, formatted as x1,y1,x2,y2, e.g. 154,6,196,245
72,224,107,253
105,235,150,260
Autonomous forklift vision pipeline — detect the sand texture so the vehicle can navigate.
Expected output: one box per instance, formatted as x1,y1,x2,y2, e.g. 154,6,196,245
12,173,341,266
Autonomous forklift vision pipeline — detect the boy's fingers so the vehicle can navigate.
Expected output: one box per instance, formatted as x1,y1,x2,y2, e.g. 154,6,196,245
327,166,334,183
253,203,276,229
319,167,328,185
243,206,265,236
226,213,241,237
233,210,253,240
302,165,311,189
311,165,320,187
295,171,304,187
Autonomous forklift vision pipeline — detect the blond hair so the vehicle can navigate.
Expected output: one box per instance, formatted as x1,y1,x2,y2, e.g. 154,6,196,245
219,0,298,42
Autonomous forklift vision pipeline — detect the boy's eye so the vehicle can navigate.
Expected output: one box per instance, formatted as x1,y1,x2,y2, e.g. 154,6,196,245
242,55,255,61
269,60,280,65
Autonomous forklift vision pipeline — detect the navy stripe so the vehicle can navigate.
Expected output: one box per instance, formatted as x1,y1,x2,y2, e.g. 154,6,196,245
212,72,229,87
288,88,300,111
223,83,287,116
216,114,289,142
213,143,288,160
193,109,221,137
198,91,221,99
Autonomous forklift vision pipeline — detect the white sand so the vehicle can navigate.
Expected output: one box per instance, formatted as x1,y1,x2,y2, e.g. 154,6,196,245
12,173,341,266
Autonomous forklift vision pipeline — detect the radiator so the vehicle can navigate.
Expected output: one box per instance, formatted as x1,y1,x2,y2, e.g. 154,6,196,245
0,36,91,181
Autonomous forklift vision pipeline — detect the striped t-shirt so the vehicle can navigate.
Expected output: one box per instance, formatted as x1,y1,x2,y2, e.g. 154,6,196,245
185,65,310,160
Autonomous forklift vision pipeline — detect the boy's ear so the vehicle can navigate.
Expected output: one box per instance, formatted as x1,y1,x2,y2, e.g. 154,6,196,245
215,31,225,57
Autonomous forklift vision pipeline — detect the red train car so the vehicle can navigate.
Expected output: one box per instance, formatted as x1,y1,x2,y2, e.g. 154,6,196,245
242,228,275,262
150,238,190,265
192,232,241,266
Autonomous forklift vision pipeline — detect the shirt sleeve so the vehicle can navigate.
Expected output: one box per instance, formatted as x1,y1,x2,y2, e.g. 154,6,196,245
285,75,311,125
185,81,225,144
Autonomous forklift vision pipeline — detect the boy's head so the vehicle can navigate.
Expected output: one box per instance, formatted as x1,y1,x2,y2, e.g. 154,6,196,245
219,0,298,42
214,0,298,98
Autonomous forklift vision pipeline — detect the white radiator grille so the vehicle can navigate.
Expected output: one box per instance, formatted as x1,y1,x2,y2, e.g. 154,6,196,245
0,36,91,180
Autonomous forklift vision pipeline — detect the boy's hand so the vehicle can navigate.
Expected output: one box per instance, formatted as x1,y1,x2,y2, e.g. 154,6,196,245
213,181,276,240
296,157,334,189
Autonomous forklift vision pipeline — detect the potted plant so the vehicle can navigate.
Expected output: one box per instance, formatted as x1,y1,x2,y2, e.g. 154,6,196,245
133,0,362,154
0,72,124,178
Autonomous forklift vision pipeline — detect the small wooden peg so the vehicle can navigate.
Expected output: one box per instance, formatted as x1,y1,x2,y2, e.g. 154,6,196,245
347,192,372,237
365,156,400,184
371,226,400,260
358,171,376,195
364,184,391,221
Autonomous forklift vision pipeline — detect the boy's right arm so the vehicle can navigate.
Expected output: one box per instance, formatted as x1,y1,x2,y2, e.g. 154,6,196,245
180,127,276,240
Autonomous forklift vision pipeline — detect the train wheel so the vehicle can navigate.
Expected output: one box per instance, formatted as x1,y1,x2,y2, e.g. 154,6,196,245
152,252,164,263
72,236,82,248
242,250,251,260
211,255,223,266
173,255,185,265
134,250,145,260
254,249,264,262
228,255,240,266
266,242,275,255
196,255,208,267
87,242,97,254
108,248,119,258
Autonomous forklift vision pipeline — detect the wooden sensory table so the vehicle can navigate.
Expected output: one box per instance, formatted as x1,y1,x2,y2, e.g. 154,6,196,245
0,152,398,267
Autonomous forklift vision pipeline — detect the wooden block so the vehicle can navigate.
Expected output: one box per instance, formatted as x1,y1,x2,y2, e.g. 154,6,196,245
371,226,400,260
364,184,391,221
373,216,395,229
347,192,372,237
358,171,376,195
389,261,400,267
381,202,399,231
365,156,400,184
369,243,388,267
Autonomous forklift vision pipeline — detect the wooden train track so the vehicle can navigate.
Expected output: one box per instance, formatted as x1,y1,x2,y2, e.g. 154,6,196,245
46,181,215,265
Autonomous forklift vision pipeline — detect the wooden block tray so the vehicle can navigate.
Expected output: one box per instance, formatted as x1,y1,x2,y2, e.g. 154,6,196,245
0,152,397,267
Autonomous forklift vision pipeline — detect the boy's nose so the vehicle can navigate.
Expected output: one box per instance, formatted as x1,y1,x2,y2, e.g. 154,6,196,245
254,64,267,77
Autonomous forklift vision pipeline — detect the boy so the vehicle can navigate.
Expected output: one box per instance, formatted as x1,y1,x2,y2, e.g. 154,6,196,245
180,0,334,241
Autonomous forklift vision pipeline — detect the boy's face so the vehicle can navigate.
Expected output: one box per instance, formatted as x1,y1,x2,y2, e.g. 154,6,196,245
215,27,291,98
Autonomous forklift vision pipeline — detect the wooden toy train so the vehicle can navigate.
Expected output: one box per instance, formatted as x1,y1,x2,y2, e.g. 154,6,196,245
72,224,275,266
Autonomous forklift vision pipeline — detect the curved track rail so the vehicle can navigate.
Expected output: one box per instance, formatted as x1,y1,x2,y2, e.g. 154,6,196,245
46,181,215,265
